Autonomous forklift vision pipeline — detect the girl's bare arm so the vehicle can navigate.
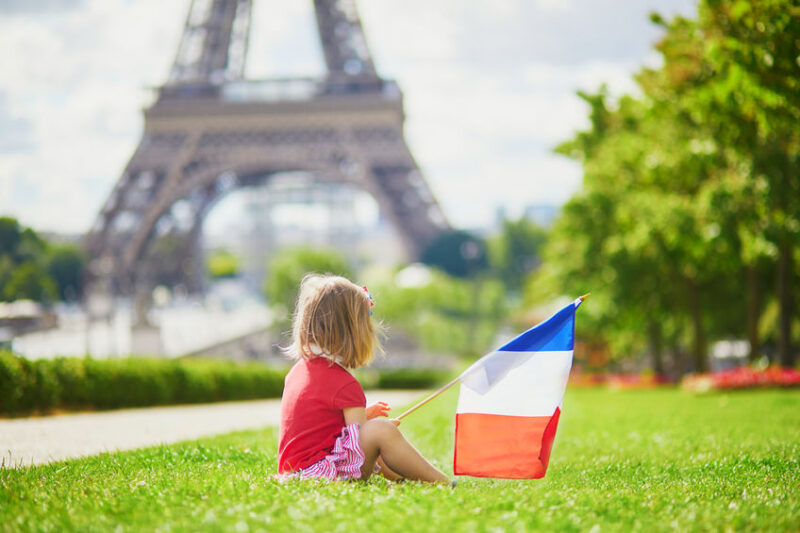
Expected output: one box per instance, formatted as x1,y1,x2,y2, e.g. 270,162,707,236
343,406,367,426
344,403,393,426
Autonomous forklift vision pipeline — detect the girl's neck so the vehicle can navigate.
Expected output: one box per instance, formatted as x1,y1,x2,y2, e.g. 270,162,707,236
320,352,346,367
308,344,347,368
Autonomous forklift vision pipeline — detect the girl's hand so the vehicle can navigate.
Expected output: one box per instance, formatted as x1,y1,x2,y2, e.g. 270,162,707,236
366,401,390,420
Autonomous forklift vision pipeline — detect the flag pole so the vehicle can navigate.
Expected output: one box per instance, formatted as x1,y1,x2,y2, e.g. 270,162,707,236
396,294,590,421
396,376,461,420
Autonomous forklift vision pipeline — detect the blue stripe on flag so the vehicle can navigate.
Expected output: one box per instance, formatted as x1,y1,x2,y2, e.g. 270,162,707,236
498,301,576,352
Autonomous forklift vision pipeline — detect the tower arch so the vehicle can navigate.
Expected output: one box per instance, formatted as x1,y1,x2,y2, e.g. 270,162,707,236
86,0,449,295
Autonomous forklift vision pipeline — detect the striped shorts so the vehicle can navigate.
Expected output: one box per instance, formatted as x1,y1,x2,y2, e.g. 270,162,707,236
297,424,368,481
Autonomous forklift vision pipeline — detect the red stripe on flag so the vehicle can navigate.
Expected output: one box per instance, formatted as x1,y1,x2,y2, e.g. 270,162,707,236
454,407,561,479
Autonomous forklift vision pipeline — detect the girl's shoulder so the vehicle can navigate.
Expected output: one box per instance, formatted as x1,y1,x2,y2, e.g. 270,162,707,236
303,356,356,379
285,357,359,393
299,357,364,399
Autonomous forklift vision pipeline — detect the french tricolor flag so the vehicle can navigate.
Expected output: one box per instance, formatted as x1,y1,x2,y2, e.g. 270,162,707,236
454,298,580,479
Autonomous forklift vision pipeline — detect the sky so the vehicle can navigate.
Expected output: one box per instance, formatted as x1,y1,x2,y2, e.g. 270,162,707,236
0,0,696,236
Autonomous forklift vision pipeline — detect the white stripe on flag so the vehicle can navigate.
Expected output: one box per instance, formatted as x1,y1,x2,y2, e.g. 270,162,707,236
457,350,573,417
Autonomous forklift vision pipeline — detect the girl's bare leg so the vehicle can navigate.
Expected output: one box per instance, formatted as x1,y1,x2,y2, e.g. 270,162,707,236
376,456,404,481
359,419,449,483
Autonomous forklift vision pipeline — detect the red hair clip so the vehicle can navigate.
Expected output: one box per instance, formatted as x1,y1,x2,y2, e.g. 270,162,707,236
362,286,374,314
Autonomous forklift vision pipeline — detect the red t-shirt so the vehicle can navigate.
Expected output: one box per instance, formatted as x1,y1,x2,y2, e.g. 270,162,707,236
278,357,366,473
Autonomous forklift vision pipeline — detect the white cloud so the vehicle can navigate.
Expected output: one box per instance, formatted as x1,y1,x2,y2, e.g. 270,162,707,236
360,2,462,67
0,0,83,14
0,0,187,234
523,60,640,97
532,0,574,11
431,154,584,229
0,0,695,236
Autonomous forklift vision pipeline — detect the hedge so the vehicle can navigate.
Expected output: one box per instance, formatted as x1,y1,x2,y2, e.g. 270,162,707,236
374,367,454,389
0,352,286,416
0,352,450,416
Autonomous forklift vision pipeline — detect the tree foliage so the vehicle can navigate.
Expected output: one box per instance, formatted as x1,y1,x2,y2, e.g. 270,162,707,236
488,217,547,293
420,230,488,279
206,249,241,279
539,0,800,372
47,245,85,301
3,262,57,302
0,217,84,303
373,268,506,357
263,247,352,324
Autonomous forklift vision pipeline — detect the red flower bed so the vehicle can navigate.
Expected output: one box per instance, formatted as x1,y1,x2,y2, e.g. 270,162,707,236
682,366,800,392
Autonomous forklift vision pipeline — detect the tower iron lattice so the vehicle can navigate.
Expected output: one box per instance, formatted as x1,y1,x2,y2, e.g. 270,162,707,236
85,0,449,296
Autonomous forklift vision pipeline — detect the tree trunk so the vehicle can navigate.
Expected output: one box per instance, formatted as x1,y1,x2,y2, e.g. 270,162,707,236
648,321,665,375
687,279,708,372
746,265,760,363
777,237,794,367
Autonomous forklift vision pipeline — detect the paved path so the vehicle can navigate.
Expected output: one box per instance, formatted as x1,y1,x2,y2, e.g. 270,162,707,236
0,390,424,469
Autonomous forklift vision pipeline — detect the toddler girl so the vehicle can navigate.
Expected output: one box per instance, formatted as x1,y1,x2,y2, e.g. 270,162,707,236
278,274,449,483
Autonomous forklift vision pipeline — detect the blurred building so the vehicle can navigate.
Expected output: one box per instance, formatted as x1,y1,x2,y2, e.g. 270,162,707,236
204,175,407,294
83,0,448,299
0,300,56,349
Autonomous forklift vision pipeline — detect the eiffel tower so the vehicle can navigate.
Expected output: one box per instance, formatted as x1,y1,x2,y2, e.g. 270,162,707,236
85,0,449,296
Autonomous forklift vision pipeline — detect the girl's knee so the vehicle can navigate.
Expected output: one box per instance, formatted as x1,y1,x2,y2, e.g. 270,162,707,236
360,419,400,447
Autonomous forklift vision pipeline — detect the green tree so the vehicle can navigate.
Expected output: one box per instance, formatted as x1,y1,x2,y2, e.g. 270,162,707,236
421,230,488,279
206,249,240,279
0,218,45,265
548,89,740,371
0,217,22,256
651,0,800,366
47,245,85,301
0,217,59,303
488,217,547,293
542,1,800,372
16,228,47,265
3,262,57,302
0,256,14,295
544,90,703,371
263,247,352,329
374,269,506,357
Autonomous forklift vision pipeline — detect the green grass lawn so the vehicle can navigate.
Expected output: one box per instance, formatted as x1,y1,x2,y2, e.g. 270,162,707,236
1,388,798,532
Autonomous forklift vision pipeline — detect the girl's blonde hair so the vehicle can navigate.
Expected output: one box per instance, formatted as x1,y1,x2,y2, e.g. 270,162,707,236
288,274,379,368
